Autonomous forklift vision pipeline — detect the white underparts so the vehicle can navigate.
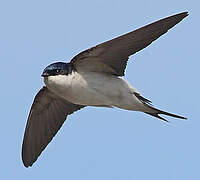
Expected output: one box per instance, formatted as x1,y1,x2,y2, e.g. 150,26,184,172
44,71,145,112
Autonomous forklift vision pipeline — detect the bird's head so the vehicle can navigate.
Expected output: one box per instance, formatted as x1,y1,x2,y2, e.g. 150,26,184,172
41,62,74,78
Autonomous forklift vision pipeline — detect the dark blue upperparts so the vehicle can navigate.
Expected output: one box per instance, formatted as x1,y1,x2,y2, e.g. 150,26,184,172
42,62,74,77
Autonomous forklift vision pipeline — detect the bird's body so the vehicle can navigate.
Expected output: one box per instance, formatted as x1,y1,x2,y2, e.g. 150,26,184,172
22,12,188,167
44,68,143,111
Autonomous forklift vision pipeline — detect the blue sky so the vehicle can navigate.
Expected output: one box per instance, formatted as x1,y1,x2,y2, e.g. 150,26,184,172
1,0,199,179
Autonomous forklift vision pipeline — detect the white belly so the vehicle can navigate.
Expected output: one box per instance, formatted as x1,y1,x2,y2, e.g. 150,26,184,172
44,71,144,111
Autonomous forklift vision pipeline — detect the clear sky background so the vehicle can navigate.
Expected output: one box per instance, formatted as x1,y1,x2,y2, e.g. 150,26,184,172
0,0,198,179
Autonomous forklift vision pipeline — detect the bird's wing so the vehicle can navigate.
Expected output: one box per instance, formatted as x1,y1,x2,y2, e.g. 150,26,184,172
71,12,188,76
22,86,85,167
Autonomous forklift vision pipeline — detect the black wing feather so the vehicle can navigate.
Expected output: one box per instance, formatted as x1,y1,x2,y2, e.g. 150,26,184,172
22,87,85,167
71,12,188,76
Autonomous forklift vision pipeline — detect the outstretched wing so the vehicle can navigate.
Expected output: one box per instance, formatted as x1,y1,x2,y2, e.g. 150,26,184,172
22,87,85,167
71,12,188,76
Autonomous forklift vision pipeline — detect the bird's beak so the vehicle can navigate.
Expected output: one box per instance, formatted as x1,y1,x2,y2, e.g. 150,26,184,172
41,72,49,77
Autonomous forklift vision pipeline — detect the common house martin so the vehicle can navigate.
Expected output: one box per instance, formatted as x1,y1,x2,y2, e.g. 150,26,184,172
22,12,188,167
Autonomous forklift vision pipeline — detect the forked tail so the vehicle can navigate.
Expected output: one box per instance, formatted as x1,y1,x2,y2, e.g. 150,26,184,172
144,104,187,122
133,92,187,122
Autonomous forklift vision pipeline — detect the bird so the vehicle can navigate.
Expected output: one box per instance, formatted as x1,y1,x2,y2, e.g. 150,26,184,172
22,12,188,167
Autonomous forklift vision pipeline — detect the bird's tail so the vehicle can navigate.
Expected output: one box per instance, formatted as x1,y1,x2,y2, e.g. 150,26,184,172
144,104,187,122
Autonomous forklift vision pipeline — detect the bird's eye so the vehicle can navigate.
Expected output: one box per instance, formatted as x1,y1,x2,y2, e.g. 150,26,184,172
54,69,62,74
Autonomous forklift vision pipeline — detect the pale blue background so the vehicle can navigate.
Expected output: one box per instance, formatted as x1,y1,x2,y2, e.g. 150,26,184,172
0,0,198,179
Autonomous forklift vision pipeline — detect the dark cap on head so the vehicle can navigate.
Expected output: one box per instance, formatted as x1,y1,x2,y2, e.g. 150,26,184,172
41,62,74,77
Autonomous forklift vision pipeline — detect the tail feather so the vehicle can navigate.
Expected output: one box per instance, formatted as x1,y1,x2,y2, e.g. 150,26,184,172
144,105,187,122
145,112,169,122
134,92,187,121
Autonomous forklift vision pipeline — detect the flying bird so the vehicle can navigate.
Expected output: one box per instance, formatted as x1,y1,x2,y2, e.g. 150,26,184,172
22,12,188,167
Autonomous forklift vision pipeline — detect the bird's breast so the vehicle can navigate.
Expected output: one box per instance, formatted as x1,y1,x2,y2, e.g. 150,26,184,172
43,71,103,105
43,71,86,95
43,71,140,108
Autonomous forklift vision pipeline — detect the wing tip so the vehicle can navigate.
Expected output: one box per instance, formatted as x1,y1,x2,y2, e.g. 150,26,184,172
22,145,35,168
171,11,189,18
177,11,189,20
22,161,33,168
179,11,189,16
22,155,33,168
